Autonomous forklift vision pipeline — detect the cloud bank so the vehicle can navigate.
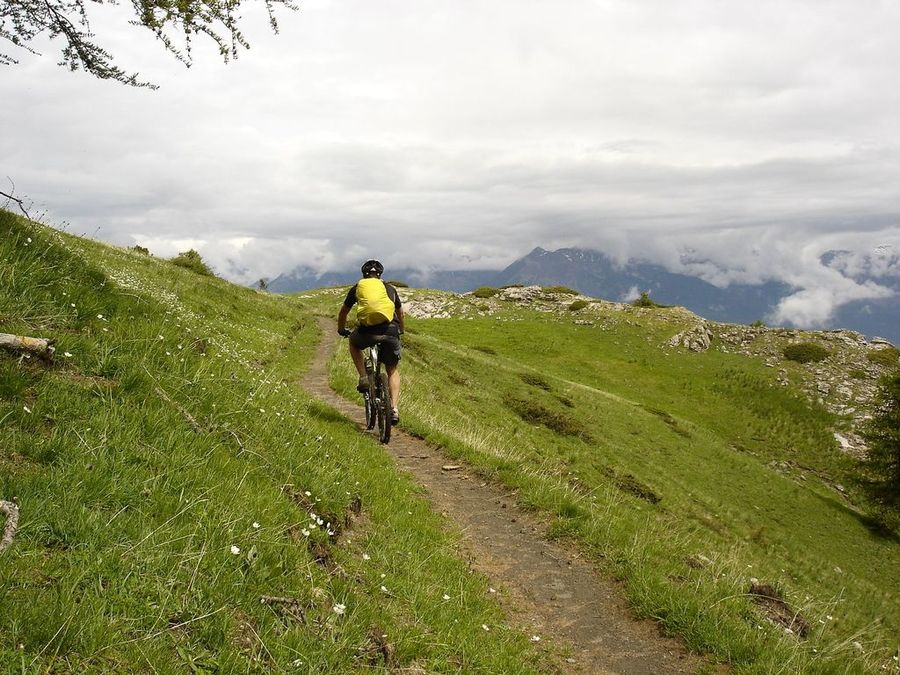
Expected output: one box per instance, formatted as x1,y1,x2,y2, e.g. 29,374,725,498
2,0,898,329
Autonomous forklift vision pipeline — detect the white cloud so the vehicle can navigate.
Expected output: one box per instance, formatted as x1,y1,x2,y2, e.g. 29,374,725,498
770,282,895,328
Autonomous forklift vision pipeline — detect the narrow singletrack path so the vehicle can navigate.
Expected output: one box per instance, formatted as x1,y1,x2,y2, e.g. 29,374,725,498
303,318,702,674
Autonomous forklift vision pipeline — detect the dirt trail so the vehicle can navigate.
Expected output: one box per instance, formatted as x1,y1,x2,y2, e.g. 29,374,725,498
303,319,702,674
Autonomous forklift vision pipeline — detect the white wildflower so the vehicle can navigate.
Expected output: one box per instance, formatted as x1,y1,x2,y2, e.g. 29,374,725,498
332,603,346,615
362,553,370,561
230,545,241,555
488,588,496,594
301,528,310,537
481,624,490,631
530,635,541,642
442,594,450,601
97,314,104,319
252,522,260,529
380,585,388,593
23,405,32,414
63,351,72,357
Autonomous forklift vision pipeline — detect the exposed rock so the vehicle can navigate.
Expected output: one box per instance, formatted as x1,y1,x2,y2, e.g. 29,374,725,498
404,296,454,319
668,323,713,352
499,285,544,302
870,337,896,349
833,432,867,460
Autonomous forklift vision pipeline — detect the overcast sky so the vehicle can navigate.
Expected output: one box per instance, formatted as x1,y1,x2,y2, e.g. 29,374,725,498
2,0,899,327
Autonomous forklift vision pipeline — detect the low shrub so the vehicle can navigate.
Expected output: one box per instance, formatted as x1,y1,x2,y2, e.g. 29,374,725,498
632,292,660,308
867,347,900,367
520,372,552,391
544,285,578,295
130,245,150,255
568,299,589,311
504,395,590,440
783,342,831,364
170,249,215,277
751,319,766,328
472,287,500,298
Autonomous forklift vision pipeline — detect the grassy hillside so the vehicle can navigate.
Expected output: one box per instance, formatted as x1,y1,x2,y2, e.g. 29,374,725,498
0,211,548,672
3,209,897,673
312,287,900,674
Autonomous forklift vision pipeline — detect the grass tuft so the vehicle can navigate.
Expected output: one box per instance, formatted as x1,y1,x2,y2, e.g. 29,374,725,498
783,342,831,363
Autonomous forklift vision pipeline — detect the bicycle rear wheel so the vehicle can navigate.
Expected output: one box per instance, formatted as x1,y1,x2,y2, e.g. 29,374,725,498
377,370,391,444
364,392,376,430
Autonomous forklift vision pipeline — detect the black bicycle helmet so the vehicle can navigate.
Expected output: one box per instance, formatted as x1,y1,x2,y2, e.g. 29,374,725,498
361,259,384,277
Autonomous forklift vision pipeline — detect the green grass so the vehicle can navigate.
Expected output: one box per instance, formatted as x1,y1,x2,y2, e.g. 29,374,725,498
6,209,899,673
867,347,899,367
0,210,547,673
307,288,900,673
783,342,831,364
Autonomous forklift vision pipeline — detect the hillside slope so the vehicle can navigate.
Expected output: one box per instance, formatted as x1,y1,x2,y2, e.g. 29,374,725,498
310,284,900,673
0,211,549,672
3,210,898,673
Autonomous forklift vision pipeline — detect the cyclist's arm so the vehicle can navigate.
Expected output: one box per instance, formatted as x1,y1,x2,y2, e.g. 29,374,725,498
397,305,405,334
337,304,351,334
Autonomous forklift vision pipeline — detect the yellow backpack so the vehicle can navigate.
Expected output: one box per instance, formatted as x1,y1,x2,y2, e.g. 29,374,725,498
355,278,395,326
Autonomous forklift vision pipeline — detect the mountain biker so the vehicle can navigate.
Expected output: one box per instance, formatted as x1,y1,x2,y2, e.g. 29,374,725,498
337,259,405,425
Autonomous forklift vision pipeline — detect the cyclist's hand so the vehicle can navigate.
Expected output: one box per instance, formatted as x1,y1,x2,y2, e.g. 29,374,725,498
338,328,351,337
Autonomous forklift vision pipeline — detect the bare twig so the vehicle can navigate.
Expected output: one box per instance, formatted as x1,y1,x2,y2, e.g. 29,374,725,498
0,183,33,220
1,501,20,553
153,385,203,433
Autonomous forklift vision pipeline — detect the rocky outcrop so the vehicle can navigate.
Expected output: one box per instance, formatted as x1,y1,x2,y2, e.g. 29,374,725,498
403,295,454,319
712,324,897,458
668,323,714,352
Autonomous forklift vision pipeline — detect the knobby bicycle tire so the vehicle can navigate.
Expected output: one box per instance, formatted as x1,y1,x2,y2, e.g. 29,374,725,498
377,370,391,444
364,372,376,430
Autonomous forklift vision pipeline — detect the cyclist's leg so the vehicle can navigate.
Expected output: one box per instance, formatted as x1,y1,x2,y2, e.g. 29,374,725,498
348,330,371,392
348,341,366,378
385,363,400,411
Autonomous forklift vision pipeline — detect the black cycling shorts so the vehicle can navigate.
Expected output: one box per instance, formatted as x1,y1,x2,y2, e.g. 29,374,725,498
349,323,402,366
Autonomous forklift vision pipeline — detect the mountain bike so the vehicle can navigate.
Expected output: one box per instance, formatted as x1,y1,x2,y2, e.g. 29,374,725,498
362,337,393,444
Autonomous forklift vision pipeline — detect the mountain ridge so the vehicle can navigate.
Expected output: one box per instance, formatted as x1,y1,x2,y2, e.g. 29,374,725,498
269,246,899,343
